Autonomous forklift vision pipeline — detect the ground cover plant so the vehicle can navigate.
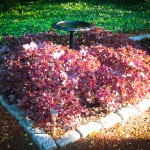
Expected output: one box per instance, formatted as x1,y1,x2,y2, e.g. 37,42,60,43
0,27,150,136
0,0,150,41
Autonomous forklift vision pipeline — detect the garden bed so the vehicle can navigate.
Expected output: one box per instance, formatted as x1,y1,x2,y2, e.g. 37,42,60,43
0,27,149,138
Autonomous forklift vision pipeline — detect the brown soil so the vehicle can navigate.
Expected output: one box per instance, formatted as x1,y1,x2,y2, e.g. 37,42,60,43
0,30,150,150
0,102,149,150
0,104,38,150
60,108,150,150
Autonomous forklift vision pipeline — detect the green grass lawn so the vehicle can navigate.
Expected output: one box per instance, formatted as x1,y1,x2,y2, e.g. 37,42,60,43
0,0,150,41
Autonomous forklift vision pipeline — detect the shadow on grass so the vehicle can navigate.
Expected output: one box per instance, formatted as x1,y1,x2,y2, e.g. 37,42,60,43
1,0,150,13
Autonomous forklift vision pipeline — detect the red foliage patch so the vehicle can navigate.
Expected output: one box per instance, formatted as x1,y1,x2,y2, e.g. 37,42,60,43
0,27,150,131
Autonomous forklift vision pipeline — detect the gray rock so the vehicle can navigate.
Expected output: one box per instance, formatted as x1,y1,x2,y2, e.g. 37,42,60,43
6,104,25,120
14,109,25,120
56,130,80,148
0,95,8,107
19,117,34,129
23,126,34,135
8,94,15,102
99,113,122,128
76,121,102,137
0,95,8,108
32,128,46,134
129,34,150,41
7,94,16,104
32,133,57,150
136,99,150,112
115,106,139,122
42,138,57,150
27,127,46,135
7,104,19,113
0,95,3,101
0,45,10,53
19,119,45,136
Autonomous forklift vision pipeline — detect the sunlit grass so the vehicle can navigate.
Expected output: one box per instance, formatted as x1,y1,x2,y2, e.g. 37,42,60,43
0,1,150,40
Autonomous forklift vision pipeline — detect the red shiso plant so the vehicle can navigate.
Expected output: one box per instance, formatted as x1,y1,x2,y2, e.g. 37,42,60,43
0,27,150,132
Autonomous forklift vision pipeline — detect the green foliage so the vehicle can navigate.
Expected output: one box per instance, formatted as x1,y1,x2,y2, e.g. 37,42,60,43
0,0,150,40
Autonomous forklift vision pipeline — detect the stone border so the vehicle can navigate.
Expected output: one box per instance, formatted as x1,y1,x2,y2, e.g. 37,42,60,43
0,35,150,149
0,95,57,150
129,34,150,41
1,95,150,149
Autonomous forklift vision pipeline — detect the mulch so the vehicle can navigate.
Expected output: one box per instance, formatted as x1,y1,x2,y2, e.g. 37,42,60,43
61,108,150,150
0,31,150,150
0,102,149,150
0,104,38,150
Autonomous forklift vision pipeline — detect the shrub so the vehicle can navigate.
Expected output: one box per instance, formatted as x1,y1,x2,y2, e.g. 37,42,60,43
0,27,149,131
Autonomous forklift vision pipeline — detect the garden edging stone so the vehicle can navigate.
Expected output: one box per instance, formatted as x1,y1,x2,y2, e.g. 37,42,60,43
99,112,122,129
7,104,25,120
0,34,150,150
0,95,57,150
136,99,150,112
115,106,139,122
1,95,150,150
32,133,57,150
56,130,81,148
76,121,103,137
129,34,150,41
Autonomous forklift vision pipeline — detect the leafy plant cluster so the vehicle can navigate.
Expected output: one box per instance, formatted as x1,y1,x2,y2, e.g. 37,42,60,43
0,27,150,131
